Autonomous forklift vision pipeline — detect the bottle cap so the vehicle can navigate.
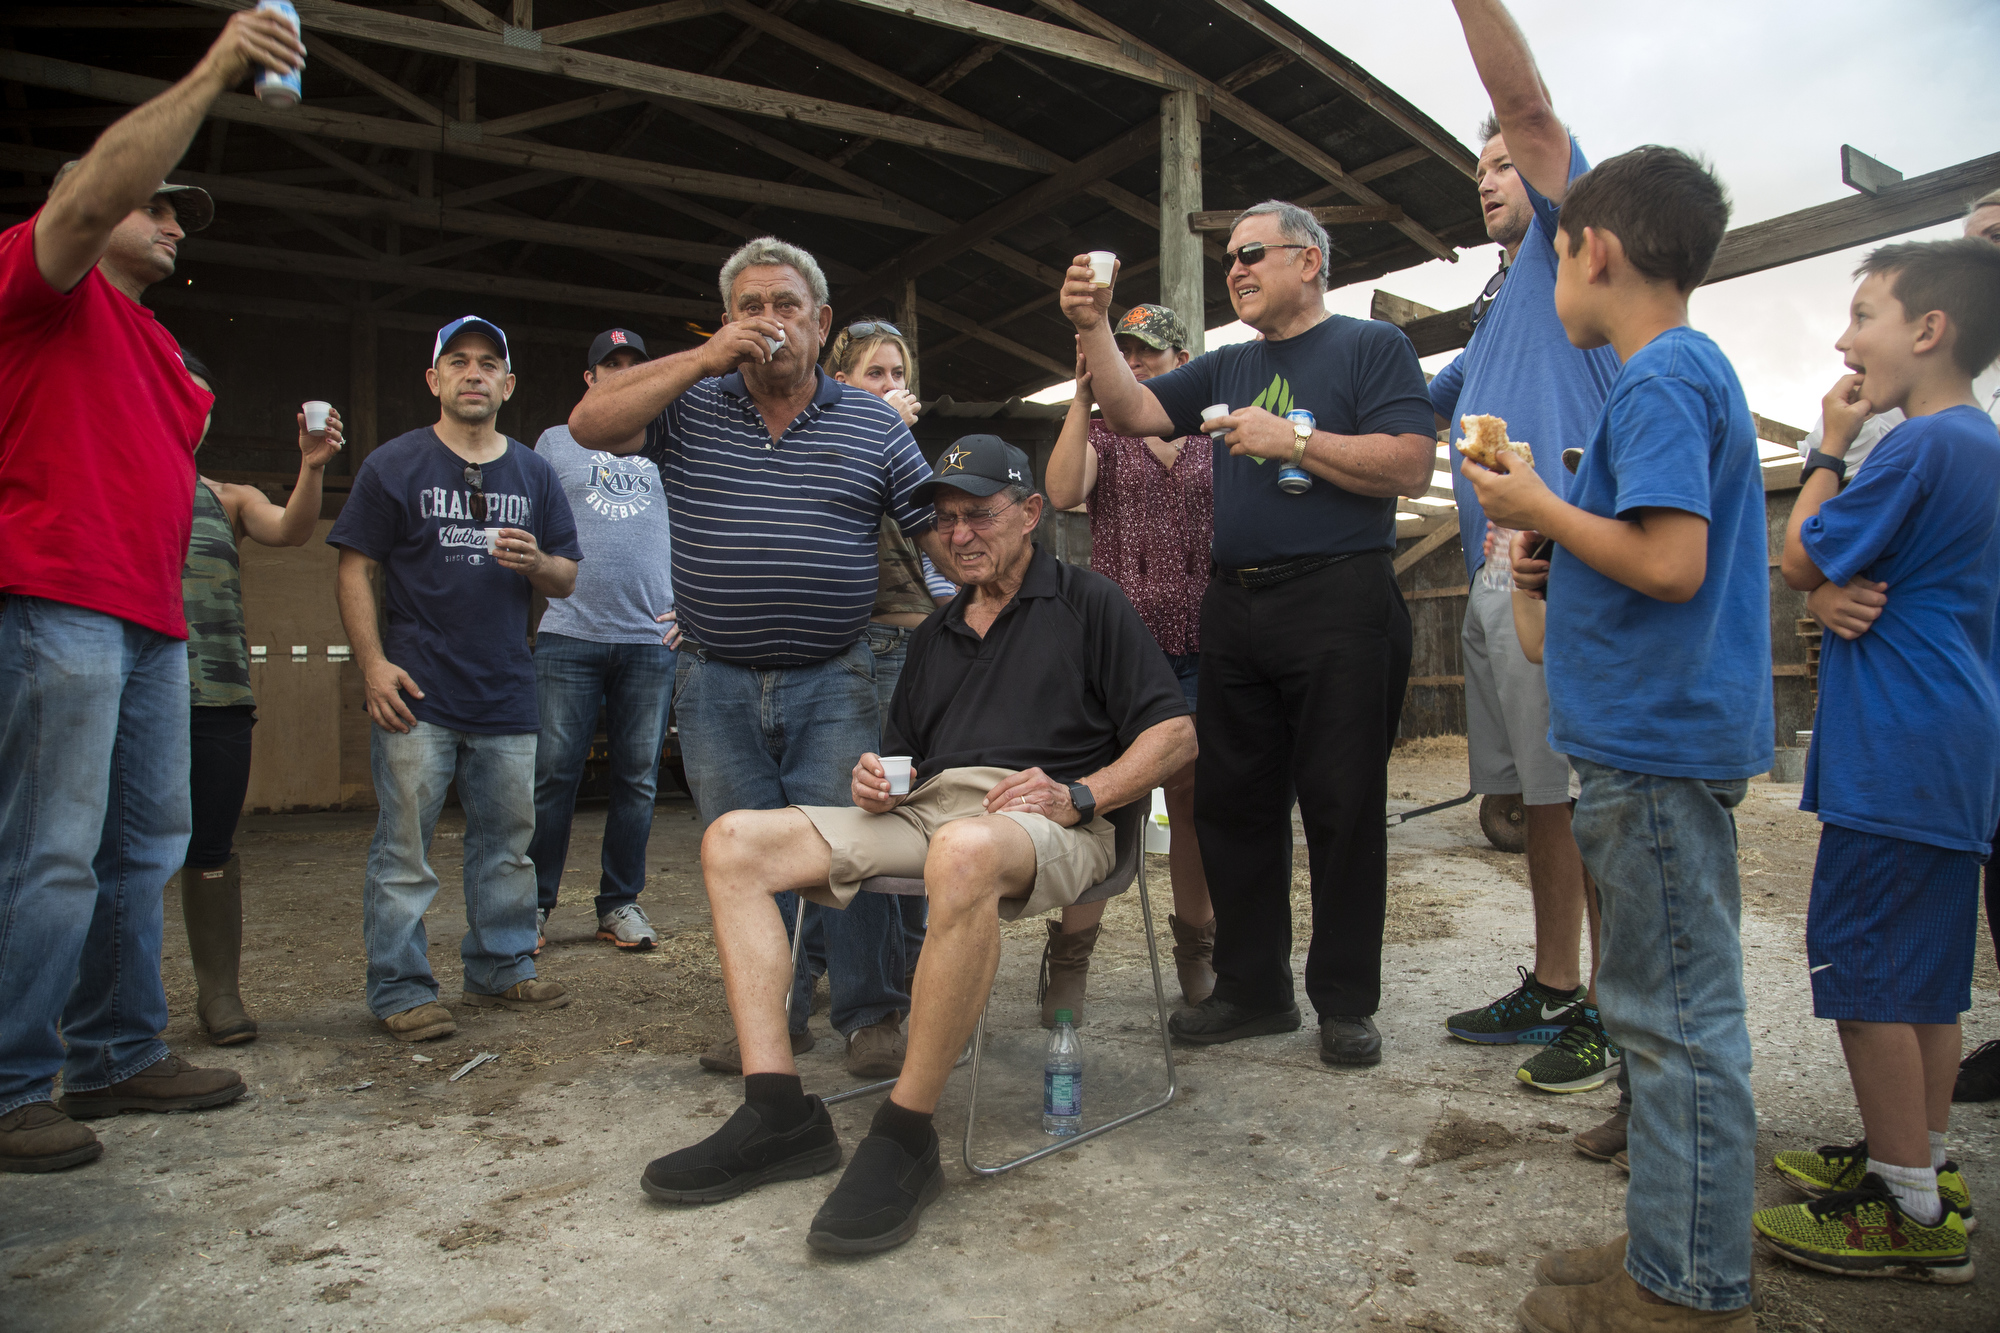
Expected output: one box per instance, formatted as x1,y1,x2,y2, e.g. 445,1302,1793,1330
1055,1009,1074,1023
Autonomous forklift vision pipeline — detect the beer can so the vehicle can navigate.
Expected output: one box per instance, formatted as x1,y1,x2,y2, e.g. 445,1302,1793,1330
1279,409,1315,494
254,0,304,108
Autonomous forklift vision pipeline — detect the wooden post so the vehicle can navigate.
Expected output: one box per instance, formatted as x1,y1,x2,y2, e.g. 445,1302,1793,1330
348,312,379,473
457,61,477,123
897,277,920,400
1158,89,1204,355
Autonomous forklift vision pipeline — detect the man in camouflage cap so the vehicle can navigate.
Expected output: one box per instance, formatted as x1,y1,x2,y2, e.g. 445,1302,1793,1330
1114,302,1192,355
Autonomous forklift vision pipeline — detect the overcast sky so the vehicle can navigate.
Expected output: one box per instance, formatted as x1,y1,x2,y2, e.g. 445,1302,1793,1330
1038,0,1998,433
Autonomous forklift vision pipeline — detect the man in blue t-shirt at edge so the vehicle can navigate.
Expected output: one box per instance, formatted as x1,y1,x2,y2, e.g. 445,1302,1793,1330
329,317,584,1045
1429,0,1626,1131
529,327,678,956
1061,202,1438,1070
1464,148,1769,1330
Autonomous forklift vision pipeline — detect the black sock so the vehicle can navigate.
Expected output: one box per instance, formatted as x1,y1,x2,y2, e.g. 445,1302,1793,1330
743,1073,811,1130
1528,973,1579,1000
870,1098,935,1157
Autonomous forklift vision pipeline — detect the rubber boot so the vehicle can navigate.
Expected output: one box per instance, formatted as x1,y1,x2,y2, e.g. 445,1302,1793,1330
1168,913,1216,1007
1038,920,1100,1028
179,856,257,1045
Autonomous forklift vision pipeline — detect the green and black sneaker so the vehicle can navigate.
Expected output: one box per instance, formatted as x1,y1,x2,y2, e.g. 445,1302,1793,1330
1516,1007,1621,1093
1446,967,1586,1045
1753,1173,1973,1283
1774,1139,1976,1234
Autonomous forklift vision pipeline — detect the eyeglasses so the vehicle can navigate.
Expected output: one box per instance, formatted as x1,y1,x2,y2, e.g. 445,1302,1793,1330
1468,259,1509,332
463,463,488,523
1224,242,1308,268
844,320,903,340
933,497,1021,534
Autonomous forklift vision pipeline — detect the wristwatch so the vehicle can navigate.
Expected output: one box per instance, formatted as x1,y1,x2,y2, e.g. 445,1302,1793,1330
1799,449,1848,488
1289,419,1312,467
1066,782,1097,822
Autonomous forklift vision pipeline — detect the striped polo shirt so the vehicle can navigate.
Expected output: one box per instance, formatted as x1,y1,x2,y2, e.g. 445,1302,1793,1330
642,368,934,667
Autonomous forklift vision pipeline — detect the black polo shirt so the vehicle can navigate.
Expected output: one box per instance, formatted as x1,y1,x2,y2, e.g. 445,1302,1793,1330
885,545,1190,785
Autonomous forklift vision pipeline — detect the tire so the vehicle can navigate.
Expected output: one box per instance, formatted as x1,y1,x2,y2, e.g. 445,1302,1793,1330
1480,793,1527,853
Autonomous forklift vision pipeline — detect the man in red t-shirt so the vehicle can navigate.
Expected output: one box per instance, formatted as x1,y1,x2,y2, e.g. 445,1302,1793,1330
0,9,303,1175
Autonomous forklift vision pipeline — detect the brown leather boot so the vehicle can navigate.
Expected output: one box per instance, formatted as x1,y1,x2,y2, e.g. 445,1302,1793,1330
1168,913,1216,1006
1518,1270,1752,1333
0,1103,102,1173
1538,1236,1761,1313
179,857,257,1045
1574,1110,1630,1162
1038,920,1100,1028
55,1053,246,1119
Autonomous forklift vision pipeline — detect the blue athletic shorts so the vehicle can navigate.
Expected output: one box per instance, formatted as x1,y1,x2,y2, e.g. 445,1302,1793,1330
1806,822,1981,1025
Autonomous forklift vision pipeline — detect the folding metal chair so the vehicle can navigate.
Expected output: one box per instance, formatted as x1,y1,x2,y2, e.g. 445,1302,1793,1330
781,800,1177,1175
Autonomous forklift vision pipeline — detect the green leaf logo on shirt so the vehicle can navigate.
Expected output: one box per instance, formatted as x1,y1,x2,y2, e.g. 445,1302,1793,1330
1242,374,1295,463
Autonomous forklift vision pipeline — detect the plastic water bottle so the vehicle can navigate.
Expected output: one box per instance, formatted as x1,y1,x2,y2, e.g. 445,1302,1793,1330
1043,1009,1082,1137
1481,522,1517,591
254,1,304,108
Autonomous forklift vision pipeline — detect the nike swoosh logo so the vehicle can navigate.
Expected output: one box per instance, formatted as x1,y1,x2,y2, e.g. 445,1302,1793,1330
1541,1002,1575,1021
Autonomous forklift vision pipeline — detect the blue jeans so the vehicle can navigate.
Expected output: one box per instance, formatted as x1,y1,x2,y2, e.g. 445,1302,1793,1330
675,639,907,1037
0,597,188,1114
1571,758,1753,1312
865,622,927,977
365,722,540,1018
528,632,677,919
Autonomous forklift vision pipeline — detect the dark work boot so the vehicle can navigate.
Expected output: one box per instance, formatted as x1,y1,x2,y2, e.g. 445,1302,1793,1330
179,857,257,1046
1038,920,1100,1028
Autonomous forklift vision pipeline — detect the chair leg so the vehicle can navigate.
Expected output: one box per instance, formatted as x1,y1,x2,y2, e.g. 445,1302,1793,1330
781,895,809,1026
962,853,1178,1176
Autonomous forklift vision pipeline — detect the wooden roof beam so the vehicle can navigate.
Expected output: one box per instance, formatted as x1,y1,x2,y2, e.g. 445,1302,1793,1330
0,49,946,231
915,296,1074,380
537,0,723,47
1189,204,1404,232
177,0,1057,172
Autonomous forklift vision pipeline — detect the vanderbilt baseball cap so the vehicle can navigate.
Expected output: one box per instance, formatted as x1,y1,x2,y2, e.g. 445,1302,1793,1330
911,433,1034,504
47,160,214,233
587,327,650,370
433,315,511,368
1114,303,1190,352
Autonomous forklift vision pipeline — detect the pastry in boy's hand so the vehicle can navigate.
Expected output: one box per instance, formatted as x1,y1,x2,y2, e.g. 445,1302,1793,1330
1459,413,1535,470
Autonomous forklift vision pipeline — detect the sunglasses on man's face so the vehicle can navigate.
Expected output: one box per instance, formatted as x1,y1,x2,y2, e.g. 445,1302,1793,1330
1224,241,1308,269
844,320,903,340
464,463,488,523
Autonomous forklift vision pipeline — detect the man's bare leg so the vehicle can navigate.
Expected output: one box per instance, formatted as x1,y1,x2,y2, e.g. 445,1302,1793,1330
892,815,1038,1113
1524,800,1586,993
699,808,834,1075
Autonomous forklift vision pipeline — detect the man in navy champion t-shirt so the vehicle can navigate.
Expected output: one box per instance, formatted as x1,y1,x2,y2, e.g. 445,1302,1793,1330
330,317,582,1045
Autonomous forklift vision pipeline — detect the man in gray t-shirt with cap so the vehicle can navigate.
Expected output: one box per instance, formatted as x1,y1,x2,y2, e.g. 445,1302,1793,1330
529,328,676,952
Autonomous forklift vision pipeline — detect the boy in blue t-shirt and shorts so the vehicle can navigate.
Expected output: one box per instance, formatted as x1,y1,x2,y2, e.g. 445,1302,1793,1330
1754,239,2000,1283
1463,147,1769,1331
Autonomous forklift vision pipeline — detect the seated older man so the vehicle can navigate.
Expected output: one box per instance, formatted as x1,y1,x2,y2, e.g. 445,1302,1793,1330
640,434,1195,1253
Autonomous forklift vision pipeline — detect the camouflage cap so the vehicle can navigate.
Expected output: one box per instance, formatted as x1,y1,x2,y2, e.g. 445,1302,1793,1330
1113,303,1190,352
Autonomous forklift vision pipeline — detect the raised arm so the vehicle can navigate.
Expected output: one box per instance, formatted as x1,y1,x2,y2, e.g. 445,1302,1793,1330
1452,0,1572,203
34,10,302,292
1058,257,1176,439
571,319,782,452
1044,354,1100,511
233,408,342,548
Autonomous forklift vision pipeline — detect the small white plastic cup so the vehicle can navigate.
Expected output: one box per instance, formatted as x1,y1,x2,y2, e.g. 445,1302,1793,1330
880,756,913,796
302,400,332,435
484,527,505,553
1202,404,1231,440
765,330,786,356
1087,251,1117,288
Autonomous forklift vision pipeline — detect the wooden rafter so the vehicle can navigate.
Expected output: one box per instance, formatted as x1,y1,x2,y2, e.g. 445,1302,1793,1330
537,0,721,47
177,0,1058,172
1188,205,1404,232
0,48,946,230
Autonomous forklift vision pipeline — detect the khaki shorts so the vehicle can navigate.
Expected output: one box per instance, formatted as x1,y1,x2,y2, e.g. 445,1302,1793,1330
793,766,1117,921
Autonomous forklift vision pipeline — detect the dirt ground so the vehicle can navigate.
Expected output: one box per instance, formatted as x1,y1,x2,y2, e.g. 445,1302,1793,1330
2,736,1995,1332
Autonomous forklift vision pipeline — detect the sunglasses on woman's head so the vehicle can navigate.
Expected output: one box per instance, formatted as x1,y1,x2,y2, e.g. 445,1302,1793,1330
1224,241,1308,268
844,320,903,340
463,463,487,523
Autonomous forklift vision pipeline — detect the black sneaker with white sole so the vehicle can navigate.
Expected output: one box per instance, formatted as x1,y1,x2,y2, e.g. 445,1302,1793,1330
640,1096,841,1204
806,1128,944,1255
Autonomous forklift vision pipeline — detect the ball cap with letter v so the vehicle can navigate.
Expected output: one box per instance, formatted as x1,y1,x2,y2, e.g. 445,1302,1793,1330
912,433,1035,504
432,315,511,369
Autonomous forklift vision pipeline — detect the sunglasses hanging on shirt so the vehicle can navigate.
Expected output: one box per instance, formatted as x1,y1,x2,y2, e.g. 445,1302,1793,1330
1468,258,1510,333
463,462,488,523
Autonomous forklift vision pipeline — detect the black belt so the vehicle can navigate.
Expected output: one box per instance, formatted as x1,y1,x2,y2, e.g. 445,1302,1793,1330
1213,551,1368,590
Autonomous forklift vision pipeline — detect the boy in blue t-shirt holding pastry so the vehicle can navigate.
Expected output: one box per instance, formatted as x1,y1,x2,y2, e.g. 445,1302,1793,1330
1753,239,2000,1283
1463,145,1770,1331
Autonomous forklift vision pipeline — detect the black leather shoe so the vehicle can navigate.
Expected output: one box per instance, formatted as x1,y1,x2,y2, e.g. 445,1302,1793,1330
640,1096,841,1204
1167,995,1303,1045
806,1128,943,1255
1319,1015,1382,1066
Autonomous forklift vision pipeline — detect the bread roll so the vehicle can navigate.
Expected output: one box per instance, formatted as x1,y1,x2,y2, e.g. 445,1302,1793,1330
1459,413,1535,469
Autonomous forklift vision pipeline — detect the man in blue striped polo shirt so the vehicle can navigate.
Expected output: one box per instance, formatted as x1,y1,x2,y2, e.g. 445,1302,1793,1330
571,236,945,1081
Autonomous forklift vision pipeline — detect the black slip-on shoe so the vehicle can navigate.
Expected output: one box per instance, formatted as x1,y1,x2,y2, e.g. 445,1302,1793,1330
806,1129,944,1255
1318,1015,1382,1066
640,1096,841,1204
1167,996,1303,1046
